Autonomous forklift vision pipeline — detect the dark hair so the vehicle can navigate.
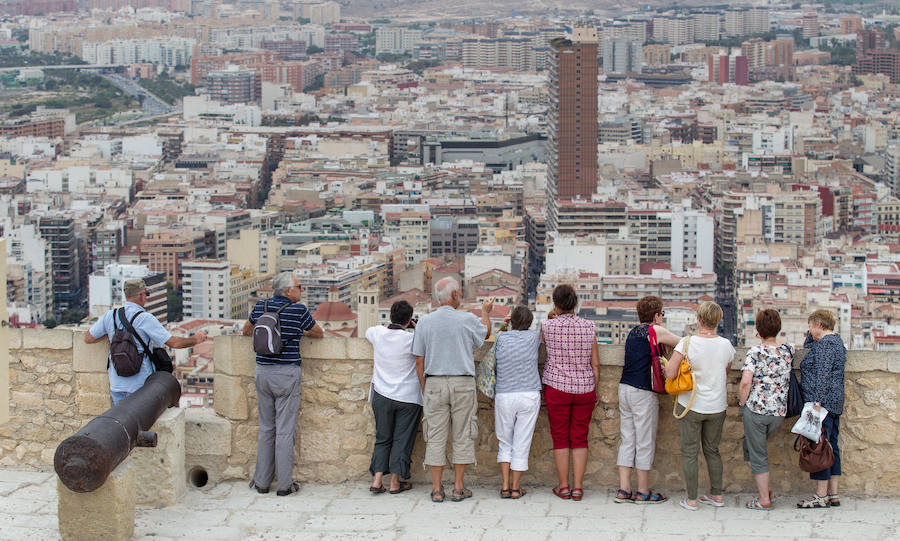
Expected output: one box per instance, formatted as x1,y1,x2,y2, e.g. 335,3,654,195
755,308,782,339
510,306,533,330
552,284,578,313
390,300,413,325
636,296,663,324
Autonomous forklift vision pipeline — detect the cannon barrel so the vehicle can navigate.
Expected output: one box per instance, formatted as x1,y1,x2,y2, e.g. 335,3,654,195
54,371,181,493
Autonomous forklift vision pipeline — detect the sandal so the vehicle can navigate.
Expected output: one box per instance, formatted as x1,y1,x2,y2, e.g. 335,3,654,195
510,488,527,499
634,491,668,504
552,486,571,500
451,487,472,502
571,488,584,501
827,494,840,507
746,498,772,511
249,480,269,494
614,489,634,503
698,495,725,507
369,484,387,495
500,489,512,499
679,498,698,511
389,481,412,494
430,488,445,503
797,494,829,509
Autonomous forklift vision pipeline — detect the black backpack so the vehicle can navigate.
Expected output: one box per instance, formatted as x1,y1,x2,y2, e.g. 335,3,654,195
108,308,146,377
109,308,175,376
253,300,292,355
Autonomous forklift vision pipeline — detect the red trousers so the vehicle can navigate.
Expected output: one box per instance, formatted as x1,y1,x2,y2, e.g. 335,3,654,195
544,385,596,449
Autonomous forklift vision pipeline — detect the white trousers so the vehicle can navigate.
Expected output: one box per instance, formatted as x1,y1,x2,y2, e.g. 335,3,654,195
494,391,541,471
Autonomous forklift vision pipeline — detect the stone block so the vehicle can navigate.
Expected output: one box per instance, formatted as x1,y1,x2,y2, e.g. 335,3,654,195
214,374,248,420
597,345,625,366
214,335,255,377
888,358,900,374
301,338,346,360
58,458,135,541
11,391,42,409
75,392,111,416
184,408,232,456
23,328,72,350
76,373,110,396
846,351,887,373
345,338,373,360
132,407,185,508
8,328,22,350
73,336,110,373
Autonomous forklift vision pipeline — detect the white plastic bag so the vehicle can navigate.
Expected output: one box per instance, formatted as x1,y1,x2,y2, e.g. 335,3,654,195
790,402,829,443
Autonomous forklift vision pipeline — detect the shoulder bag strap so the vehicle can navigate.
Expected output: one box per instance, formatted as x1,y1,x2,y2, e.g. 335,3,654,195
648,324,660,359
673,335,697,420
275,300,292,315
119,308,152,354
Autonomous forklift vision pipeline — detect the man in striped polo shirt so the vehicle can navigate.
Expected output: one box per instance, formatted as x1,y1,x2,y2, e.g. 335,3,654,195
242,272,324,496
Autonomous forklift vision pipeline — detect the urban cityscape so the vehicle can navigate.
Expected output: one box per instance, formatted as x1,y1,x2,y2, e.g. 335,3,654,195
2,0,900,408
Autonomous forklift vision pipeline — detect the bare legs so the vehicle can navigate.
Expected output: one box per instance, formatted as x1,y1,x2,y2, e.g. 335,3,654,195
618,466,651,494
499,463,524,491
372,472,402,492
554,448,588,490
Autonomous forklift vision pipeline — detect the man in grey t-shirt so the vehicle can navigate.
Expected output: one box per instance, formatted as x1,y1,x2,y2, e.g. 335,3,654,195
413,277,493,503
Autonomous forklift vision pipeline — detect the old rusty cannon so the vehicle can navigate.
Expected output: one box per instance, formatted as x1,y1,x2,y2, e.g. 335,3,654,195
54,371,181,493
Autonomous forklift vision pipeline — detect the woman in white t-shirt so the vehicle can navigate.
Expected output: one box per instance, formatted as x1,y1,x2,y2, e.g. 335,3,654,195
365,300,423,495
665,301,735,511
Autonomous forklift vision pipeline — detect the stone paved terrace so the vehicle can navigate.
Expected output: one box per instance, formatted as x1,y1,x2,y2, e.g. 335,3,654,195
2,470,899,541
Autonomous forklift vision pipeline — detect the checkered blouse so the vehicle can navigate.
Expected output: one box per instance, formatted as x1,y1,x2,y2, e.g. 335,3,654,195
541,313,596,394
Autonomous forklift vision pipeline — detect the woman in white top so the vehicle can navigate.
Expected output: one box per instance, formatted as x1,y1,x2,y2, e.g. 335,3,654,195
365,300,423,495
665,301,735,511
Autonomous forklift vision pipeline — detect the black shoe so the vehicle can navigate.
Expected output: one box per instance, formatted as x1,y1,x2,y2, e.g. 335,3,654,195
277,482,300,496
249,480,269,494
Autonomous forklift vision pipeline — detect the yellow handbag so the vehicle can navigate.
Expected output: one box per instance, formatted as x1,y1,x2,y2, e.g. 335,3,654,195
666,335,697,419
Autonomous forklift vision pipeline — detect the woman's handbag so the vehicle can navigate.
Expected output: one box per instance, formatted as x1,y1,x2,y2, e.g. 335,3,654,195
786,369,803,418
794,430,834,473
476,342,497,399
666,335,697,419
648,326,668,394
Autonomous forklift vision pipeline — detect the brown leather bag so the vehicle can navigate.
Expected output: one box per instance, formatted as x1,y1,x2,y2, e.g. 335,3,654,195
794,431,835,473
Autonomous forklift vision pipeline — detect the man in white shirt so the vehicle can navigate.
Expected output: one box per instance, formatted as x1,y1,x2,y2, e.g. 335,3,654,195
366,300,423,494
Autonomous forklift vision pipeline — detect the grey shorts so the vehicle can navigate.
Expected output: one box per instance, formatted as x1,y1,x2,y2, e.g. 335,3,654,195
741,406,784,475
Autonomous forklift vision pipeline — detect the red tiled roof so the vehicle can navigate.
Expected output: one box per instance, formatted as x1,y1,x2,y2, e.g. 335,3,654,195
313,301,357,321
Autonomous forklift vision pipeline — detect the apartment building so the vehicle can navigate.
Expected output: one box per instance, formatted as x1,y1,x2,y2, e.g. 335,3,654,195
38,216,84,313
546,29,599,231
384,208,430,265
603,38,642,74
182,260,259,320
375,27,424,54
139,229,205,289
206,68,260,104
88,263,167,322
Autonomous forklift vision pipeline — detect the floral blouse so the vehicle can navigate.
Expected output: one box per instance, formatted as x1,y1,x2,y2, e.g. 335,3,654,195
741,343,793,416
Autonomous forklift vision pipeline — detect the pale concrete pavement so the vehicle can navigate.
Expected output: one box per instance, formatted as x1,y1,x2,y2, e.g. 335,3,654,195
0,470,897,540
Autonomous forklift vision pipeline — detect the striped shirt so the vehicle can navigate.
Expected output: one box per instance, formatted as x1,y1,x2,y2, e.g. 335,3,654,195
541,313,596,394
248,296,316,366
494,330,542,394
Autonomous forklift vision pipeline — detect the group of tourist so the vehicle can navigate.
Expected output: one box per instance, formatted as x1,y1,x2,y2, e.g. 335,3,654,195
362,279,848,510
90,271,847,508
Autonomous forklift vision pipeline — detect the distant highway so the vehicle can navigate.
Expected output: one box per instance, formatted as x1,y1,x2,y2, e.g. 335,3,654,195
0,64,128,73
98,72,176,116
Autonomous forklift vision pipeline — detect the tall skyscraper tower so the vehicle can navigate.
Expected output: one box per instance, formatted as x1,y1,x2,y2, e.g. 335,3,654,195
547,27,599,231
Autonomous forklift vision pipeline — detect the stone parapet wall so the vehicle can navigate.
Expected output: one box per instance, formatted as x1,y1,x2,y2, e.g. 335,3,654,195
4,330,900,496
1,329,111,468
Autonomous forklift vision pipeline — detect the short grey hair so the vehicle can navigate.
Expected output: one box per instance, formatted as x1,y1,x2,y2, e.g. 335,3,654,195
273,272,296,297
434,277,460,303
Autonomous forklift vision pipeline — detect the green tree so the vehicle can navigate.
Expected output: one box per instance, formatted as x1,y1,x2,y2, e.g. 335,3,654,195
307,45,324,55
166,282,183,322
43,318,58,329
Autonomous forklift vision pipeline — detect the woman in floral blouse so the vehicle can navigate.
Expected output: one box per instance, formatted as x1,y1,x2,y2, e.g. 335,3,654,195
738,309,792,510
